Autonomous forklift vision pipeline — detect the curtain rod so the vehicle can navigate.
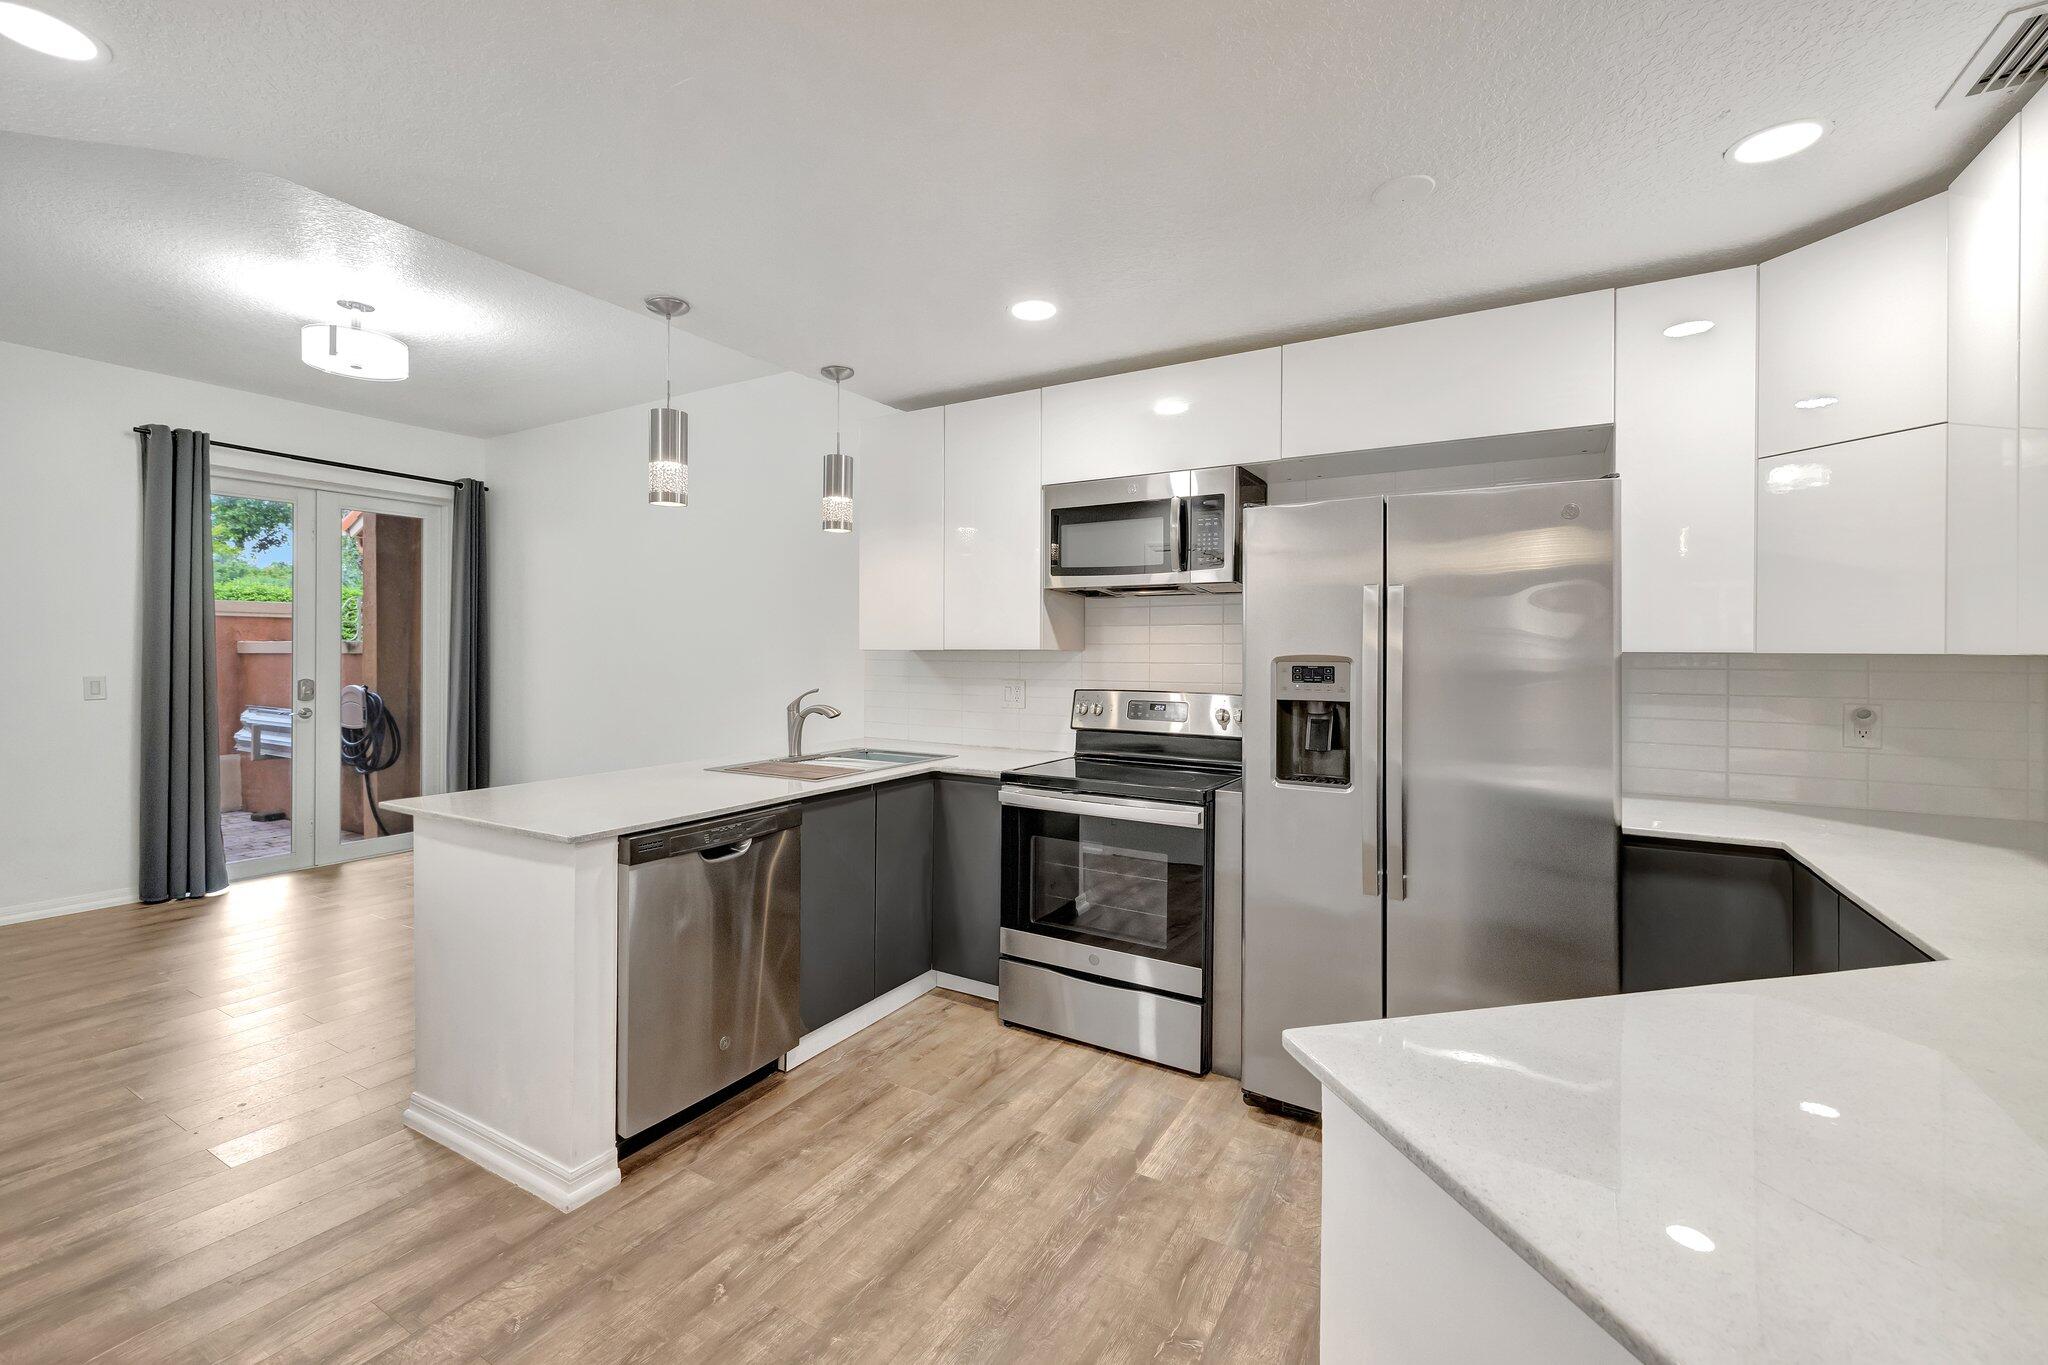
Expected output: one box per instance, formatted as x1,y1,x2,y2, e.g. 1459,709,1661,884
132,426,482,492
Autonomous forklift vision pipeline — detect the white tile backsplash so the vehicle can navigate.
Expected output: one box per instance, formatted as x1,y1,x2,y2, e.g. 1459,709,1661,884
1623,654,2048,822
864,599,1245,751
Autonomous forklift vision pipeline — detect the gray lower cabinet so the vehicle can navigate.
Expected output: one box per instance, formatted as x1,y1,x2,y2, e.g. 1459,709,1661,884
874,778,936,995
931,776,1002,986
799,788,878,1029
1622,836,1922,992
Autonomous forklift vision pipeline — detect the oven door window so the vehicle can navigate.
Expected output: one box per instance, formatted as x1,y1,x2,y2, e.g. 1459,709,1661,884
1049,499,1178,576
1003,806,1207,969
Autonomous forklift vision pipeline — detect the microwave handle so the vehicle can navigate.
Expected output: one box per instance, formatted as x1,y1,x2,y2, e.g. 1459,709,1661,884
1169,494,1187,571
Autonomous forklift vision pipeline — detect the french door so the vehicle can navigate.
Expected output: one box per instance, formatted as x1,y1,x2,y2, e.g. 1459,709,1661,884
210,470,452,878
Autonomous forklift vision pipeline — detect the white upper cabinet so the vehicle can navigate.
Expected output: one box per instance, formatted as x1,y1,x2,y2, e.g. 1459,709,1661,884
1946,115,2028,653
2020,92,2048,651
1756,426,1948,654
1279,291,1614,459
1614,268,1758,653
941,391,1083,651
1041,349,1280,485
853,407,945,651
1758,196,1948,456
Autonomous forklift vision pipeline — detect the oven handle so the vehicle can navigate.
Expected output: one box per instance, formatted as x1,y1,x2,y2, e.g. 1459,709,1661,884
997,786,1206,829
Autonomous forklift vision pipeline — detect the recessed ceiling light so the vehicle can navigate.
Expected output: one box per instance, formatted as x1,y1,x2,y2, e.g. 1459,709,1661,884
1152,397,1191,416
1665,1224,1716,1253
1662,319,1715,338
1799,1101,1841,1119
1727,120,1827,165
1370,173,1437,209
1793,395,1839,410
0,3,100,60
1010,299,1057,322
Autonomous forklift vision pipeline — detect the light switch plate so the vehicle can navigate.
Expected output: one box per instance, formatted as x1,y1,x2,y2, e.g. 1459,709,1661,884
1000,680,1027,710
1844,702,1882,749
82,675,108,701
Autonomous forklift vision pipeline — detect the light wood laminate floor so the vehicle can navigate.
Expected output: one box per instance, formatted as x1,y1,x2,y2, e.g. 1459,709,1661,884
0,855,1319,1363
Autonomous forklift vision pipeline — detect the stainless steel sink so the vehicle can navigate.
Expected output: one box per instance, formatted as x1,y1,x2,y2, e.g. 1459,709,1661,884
711,748,951,781
817,748,951,764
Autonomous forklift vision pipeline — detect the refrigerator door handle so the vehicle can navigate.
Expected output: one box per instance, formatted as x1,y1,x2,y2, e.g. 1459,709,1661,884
1364,583,1381,897
1385,583,1407,901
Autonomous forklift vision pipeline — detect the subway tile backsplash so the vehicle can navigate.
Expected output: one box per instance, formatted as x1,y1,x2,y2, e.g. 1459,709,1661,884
863,599,1245,752
869,616,2048,823
1624,654,2048,822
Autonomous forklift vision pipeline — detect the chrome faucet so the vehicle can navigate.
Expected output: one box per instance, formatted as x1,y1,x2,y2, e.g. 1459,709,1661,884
785,689,842,760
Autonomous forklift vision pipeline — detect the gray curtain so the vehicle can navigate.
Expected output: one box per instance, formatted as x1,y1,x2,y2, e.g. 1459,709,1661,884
447,477,489,790
139,425,229,902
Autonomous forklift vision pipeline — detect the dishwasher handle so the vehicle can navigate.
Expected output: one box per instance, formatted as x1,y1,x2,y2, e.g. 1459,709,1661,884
619,803,802,865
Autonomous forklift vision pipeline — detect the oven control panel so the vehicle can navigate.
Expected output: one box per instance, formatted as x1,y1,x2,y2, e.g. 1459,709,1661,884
1071,688,1242,737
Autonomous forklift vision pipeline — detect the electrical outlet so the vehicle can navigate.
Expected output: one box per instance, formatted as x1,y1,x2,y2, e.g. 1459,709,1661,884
1844,703,1882,749
1001,679,1027,711
82,676,108,701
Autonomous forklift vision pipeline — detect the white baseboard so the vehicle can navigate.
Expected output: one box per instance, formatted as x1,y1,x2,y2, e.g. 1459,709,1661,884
932,971,998,1001
783,970,942,1069
0,887,140,928
403,1092,619,1213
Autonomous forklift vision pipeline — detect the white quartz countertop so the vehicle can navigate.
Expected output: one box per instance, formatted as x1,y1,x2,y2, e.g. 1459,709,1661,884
382,741,1068,844
1285,798,2048,1364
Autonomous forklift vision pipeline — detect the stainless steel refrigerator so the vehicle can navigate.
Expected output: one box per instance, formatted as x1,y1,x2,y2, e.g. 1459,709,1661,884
1240,479,1617,1113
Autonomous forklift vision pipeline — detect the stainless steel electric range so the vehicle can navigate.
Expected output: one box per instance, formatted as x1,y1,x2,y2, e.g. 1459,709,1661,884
996,689,1243,1074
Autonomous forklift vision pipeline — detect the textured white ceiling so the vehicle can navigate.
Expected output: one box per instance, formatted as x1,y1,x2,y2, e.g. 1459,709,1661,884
0,133,775,436
0,0,2029,411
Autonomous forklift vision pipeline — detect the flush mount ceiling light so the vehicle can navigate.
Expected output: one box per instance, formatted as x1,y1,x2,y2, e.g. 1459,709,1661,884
1663,319,1715,338
1152,397,1191,416
821,365,855,533
1794,394,1840,409
0,3,102,61
299,301,407,381
1010,299,1058,322
645,295,690,507
1727,120,1827,164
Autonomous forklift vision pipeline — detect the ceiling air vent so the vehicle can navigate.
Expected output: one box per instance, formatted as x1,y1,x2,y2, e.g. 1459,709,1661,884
1939,3,2048,107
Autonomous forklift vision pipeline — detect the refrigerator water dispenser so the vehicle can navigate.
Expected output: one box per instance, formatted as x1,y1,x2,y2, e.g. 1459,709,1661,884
1272,657,1352,787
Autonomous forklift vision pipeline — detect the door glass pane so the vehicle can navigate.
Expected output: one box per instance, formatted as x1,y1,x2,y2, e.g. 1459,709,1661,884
211,493,296,864
339,507,422,842
1015,812,1207,967
1052,501,1175,573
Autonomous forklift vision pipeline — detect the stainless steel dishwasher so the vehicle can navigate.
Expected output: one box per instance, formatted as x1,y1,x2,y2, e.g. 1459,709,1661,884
617,803,802,1139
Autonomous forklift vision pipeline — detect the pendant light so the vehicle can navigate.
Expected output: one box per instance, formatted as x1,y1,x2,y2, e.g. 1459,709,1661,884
820,364,855,533
645,295,690,507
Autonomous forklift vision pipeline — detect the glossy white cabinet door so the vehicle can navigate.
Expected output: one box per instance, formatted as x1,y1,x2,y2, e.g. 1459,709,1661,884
1614,267,1758,652
1041,348,1280,485
941,391,1083,651
2024,89,2048,436
1757,426,1947,654
1950,118,2021,430
2023,94,2048,651
1280,291,1614,458
853,407,945,651
1947,422,2024,652
1759,196,1948,456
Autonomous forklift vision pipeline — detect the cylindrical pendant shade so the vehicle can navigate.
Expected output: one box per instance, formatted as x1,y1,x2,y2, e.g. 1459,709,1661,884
648,405,689,506
821,450,853,532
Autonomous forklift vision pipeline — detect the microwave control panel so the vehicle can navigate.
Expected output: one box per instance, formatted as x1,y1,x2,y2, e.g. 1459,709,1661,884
1187,494,1228,569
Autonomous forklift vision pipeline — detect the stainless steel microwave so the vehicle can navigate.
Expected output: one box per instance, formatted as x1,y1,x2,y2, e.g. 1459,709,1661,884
1043,466,1267,595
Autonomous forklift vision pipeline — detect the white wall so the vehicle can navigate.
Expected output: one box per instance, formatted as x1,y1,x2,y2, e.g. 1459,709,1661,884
485,371,883,784
0,340,487,922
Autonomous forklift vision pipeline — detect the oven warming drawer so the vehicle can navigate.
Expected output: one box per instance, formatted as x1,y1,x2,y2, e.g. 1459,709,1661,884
999,959,1204,1074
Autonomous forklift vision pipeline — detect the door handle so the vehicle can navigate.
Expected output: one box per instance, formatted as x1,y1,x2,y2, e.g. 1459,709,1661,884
1385,583,1407,901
